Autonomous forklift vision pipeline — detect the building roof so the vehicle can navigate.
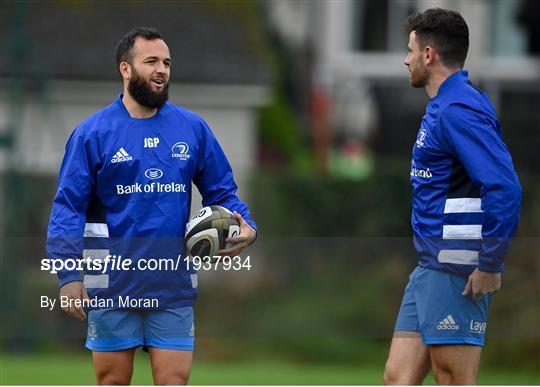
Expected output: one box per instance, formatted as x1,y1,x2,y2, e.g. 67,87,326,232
0,1,272,85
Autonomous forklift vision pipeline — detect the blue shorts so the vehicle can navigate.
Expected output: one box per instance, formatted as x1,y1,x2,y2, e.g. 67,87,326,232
395,266,491,346
86,307,195,352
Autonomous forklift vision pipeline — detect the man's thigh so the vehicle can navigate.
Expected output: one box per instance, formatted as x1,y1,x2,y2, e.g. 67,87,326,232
92,349,136,385
384,331,430,385
148,348,193,385
413,267,488,384
143,307,195,384
87,309,143,384
429,344,482,384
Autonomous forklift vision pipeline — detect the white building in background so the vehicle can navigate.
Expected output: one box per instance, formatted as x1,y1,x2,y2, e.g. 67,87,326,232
268,0,538,82
266,0,540,141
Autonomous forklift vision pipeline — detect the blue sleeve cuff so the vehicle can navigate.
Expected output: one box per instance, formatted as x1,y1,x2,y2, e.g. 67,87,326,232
478,260,504,273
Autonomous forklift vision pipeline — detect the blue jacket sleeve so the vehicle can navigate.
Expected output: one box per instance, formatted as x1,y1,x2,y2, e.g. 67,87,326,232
46,126,97,286
439,103,522,272
193,120,257,232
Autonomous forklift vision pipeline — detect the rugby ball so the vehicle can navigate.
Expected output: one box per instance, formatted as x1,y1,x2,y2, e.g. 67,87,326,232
185,206,240,257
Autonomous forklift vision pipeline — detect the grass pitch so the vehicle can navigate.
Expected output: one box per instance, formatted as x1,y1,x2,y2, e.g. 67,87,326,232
1,352,538,385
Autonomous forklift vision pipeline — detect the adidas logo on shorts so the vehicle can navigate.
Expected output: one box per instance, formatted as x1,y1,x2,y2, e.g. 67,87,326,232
436,314,460,330
111,147,133,163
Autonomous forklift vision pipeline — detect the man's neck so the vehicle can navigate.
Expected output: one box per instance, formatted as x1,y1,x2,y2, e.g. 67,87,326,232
122,91,158,119
425,67,461,99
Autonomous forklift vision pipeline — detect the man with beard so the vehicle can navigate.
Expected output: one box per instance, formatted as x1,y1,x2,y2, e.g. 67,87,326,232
383,9,521,385
46,27,256,384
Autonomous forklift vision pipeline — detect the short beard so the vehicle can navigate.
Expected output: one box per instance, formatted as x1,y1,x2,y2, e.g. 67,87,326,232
128,70,169,109
410,65,429,88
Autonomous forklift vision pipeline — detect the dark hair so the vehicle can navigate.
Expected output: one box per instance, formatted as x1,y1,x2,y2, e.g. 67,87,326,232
405,8,469,68
115,27,164,72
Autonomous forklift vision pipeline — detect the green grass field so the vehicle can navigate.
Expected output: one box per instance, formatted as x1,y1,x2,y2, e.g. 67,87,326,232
1,353,539,385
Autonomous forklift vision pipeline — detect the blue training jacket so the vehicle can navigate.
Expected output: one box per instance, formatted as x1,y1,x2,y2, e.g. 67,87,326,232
46,95,256,309
411,70,521,277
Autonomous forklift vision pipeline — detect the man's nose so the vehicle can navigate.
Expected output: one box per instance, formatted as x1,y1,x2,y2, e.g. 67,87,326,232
156,62,167,74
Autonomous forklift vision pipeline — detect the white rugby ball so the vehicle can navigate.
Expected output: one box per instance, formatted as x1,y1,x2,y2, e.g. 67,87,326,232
184,206,240,257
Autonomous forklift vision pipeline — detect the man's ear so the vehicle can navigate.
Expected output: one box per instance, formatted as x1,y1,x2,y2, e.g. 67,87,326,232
424,44,439,65
424,45,437,66
119,61,131,80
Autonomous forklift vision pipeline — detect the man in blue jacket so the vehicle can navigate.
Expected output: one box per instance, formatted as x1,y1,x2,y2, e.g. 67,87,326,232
46,27,256,385
383,9,521,385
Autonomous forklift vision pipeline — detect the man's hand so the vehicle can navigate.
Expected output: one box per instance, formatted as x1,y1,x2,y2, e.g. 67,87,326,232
218,211,256,256
59,281,90,320
462,269,501,300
